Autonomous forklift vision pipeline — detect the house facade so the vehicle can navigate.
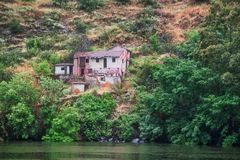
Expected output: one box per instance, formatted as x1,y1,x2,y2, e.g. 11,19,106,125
73,46,130,85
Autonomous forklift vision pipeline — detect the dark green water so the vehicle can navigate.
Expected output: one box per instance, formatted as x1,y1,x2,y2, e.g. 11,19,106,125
0,142,240,160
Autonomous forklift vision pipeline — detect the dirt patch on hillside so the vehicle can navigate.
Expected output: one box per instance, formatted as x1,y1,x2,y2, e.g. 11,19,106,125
159,0,209,43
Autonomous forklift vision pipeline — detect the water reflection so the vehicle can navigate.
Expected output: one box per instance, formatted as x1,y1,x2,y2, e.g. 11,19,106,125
0,142,240,160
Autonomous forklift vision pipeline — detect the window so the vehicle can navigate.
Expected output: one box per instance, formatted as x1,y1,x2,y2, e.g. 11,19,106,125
86,59,89,63
112,57,116,63
100,77,105,81
61,67,65,71
96,58,99,63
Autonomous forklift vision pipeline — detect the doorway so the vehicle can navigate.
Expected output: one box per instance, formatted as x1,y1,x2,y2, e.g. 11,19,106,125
104,58,107,68
81,68,84,76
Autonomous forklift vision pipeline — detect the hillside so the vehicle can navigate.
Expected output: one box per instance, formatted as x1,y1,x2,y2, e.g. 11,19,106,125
0,0,209,54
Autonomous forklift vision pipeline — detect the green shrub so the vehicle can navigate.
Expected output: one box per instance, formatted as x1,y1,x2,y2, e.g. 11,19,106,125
34,60,51,76
140,0,156,6
129,8,156,37
0,74,40,140
139,44,151,54
113,114,140,141
74,93,116,140
148,33,176,54
222,135,238,147
21,0,36,2
26,37,41,55
176,29,200,58
42,11,63,30
8,18,23,34
77,0,105,12
74,19,89,33
115,0,131,4
0,49,32,67
0,63,12,82
49,54,60,64
0,73,40,109
42,107,80,142
149,33,161,52
26,37,41,50
7,103,36,140
52,0,68,7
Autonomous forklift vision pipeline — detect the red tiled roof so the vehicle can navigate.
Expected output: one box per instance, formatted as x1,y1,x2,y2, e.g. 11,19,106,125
74,46,127,58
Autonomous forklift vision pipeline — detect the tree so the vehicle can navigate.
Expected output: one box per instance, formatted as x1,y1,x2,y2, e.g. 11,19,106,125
7,103,36,140
42,107,80,142
74,94,116,140
194,95,240,146
194,0,240,94
176,29,201,58
39,77,65,133
136,58,226,144
0,73,40,140
0,73,40,109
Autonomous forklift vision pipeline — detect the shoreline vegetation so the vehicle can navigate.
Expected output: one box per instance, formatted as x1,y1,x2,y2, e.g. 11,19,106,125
1,0,240,148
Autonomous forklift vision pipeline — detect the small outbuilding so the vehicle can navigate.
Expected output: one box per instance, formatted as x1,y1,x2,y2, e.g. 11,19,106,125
71,82,90,94
54,63,74,76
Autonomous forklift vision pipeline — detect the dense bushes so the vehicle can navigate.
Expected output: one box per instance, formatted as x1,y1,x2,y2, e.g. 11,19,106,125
0,63,12,82
0,74,40,140
140,0,156,6
42,107,80,142
77,0,105,11
0,49,33,67
129,7,156,37
135,58,240,146
115,0,131,4
74,93,116,141
0,76,119,142
74,18,89,33
34,60,52,76
113,113,139,141
8,18,23,34
52,0,68,7
7,103,36,140
176,29,200,58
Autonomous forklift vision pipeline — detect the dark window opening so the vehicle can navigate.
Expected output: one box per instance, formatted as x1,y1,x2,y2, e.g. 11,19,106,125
81,69,84,76
104,58,107,68
100,77,105,81
112,57,116,63
88,69,93,73
86,59,89,63
70,67,73,74
61,67,65,71
96,58,99,63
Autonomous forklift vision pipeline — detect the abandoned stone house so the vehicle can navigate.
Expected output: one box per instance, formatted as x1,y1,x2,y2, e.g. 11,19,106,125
54,46,131,92
54,63,73,78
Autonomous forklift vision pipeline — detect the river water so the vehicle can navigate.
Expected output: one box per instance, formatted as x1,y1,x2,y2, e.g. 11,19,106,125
0,142,240,160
